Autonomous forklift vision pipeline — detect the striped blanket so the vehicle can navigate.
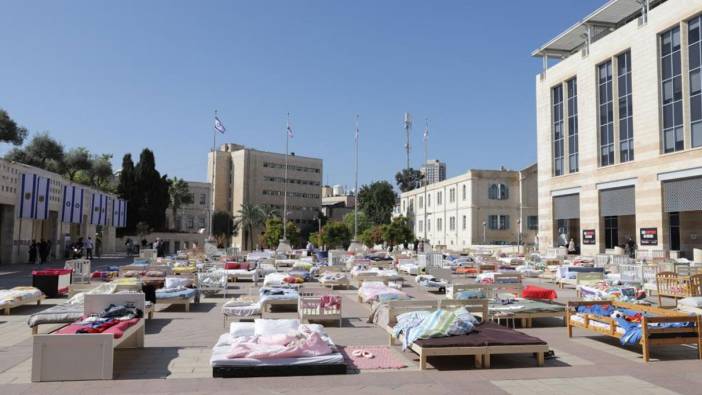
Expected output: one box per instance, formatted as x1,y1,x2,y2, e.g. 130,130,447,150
397,308,476,350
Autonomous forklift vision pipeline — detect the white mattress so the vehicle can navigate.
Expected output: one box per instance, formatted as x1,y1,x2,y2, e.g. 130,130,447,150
210,328,344,367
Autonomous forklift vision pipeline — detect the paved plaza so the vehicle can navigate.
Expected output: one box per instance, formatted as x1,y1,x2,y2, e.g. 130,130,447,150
0,255,699,394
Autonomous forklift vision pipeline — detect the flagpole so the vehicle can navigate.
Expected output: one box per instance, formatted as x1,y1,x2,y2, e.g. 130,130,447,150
354,114,359,240
423,119,428,251
210,110,217,240
283,113,289,242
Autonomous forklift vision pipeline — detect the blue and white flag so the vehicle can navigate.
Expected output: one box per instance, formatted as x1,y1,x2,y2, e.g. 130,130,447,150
90,193,107,225
214,115,226,134
34,176,50,220
61,185,84,224
287,123,294,138
112,198,127,228
18,173,37,219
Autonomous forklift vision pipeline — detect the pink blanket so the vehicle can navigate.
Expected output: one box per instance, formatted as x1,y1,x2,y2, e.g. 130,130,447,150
359,285,407,302
227,330,333,359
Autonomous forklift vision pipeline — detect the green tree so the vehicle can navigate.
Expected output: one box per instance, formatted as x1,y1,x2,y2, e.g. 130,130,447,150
320,221,351,249
63,147,92,181
0,108,28,145
234,203,265,251
87,154,113,190
343,210,371,237
395,168,424,192
260,217,300,249
357,181,397,225
24,132,64,170
4,132,64,170
117,154,137,233
360,224,384,248
382,216,414,248
212,211,237,246
168,177,194,230
134,149,169,231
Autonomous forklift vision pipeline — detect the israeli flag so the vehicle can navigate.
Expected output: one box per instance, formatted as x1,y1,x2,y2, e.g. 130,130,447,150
18,173,37,219
214,115,226,134
90,193,107,225
120,200,128,228
61,185,84,224
34,176,50,220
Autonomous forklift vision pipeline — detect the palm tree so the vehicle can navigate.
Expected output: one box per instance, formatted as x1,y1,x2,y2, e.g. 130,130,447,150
234,203,265,251
168,177,194,231
395,168,424,192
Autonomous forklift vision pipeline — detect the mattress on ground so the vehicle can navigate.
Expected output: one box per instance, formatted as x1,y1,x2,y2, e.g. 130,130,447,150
210,331,344,367
156,287,196,300
0,287,43,307
223,303,261,317
488,299,564,314
413,321,547,348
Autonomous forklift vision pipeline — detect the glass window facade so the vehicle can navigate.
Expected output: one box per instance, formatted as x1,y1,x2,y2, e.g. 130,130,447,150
437,218,442,231
567,78,579,172
689,17,702,148
527,215,538,230
437,191,442,205
661,27,684,153
598,61,615,166
552,85,564,176
618,51,634,162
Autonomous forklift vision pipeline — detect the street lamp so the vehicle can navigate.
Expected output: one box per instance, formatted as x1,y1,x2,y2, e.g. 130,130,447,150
277,113,293,256
482,221,487,245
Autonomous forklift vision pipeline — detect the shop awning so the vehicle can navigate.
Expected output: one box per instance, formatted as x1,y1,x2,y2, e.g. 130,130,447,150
600,186,635,216
553,194,580,220
663,177,702,212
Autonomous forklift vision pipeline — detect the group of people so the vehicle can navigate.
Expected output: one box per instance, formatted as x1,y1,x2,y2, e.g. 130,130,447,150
28,240,52,265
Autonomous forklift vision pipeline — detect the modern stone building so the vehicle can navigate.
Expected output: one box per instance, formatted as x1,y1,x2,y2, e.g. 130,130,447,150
420,159,447,185
0,158,120,264
165,180,211,234
208,143,323,250
398,164,538,250
320,185,355,222
533,0,702,256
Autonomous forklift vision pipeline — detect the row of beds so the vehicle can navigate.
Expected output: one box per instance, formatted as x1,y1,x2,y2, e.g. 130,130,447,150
19,253,702,380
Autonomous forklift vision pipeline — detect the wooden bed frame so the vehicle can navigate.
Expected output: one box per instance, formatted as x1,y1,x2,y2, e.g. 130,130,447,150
118,264,171,277
567,300,702,362
317,267,350,290
65,259,91,284
356,280,409,304
656,272,702,307
558,271,604,289
2,291,45,315
31,293,145,381
298,290,342,326
383,299,547,369
212,361,347,378
445,283,563,328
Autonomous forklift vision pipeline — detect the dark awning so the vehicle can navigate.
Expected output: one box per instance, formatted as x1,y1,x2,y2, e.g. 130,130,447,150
553,194,580,220
663,177,702,213
600,186,635,216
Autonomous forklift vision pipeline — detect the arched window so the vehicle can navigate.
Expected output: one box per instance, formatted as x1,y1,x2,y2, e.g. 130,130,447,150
498,184,509,200
488,184,498,199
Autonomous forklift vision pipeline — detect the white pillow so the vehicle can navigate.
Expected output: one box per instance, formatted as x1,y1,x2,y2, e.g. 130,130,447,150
165,276,192,289
254,319,300,337
679,297,702,308
214,333,233,347
229,322,255,337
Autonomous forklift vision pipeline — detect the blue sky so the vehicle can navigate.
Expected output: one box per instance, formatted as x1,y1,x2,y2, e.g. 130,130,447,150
0,0,603,189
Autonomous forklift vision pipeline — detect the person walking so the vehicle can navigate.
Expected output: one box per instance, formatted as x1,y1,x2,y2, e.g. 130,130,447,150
95,235,102,258
85,237,94,260
38,239,49,265
63,234,72,259
28,240,37,264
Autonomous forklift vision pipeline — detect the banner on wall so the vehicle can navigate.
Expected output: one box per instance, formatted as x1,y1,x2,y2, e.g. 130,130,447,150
61,185,84,224
112,199,127,228
640,228,658,246
90,193,108,226
582,229,596,245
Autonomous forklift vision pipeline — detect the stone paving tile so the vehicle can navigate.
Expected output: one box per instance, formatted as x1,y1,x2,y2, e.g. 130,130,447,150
492,375,680,395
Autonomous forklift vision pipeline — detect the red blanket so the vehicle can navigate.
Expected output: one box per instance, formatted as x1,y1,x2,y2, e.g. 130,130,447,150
56,318,140,338
521,285,557,300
